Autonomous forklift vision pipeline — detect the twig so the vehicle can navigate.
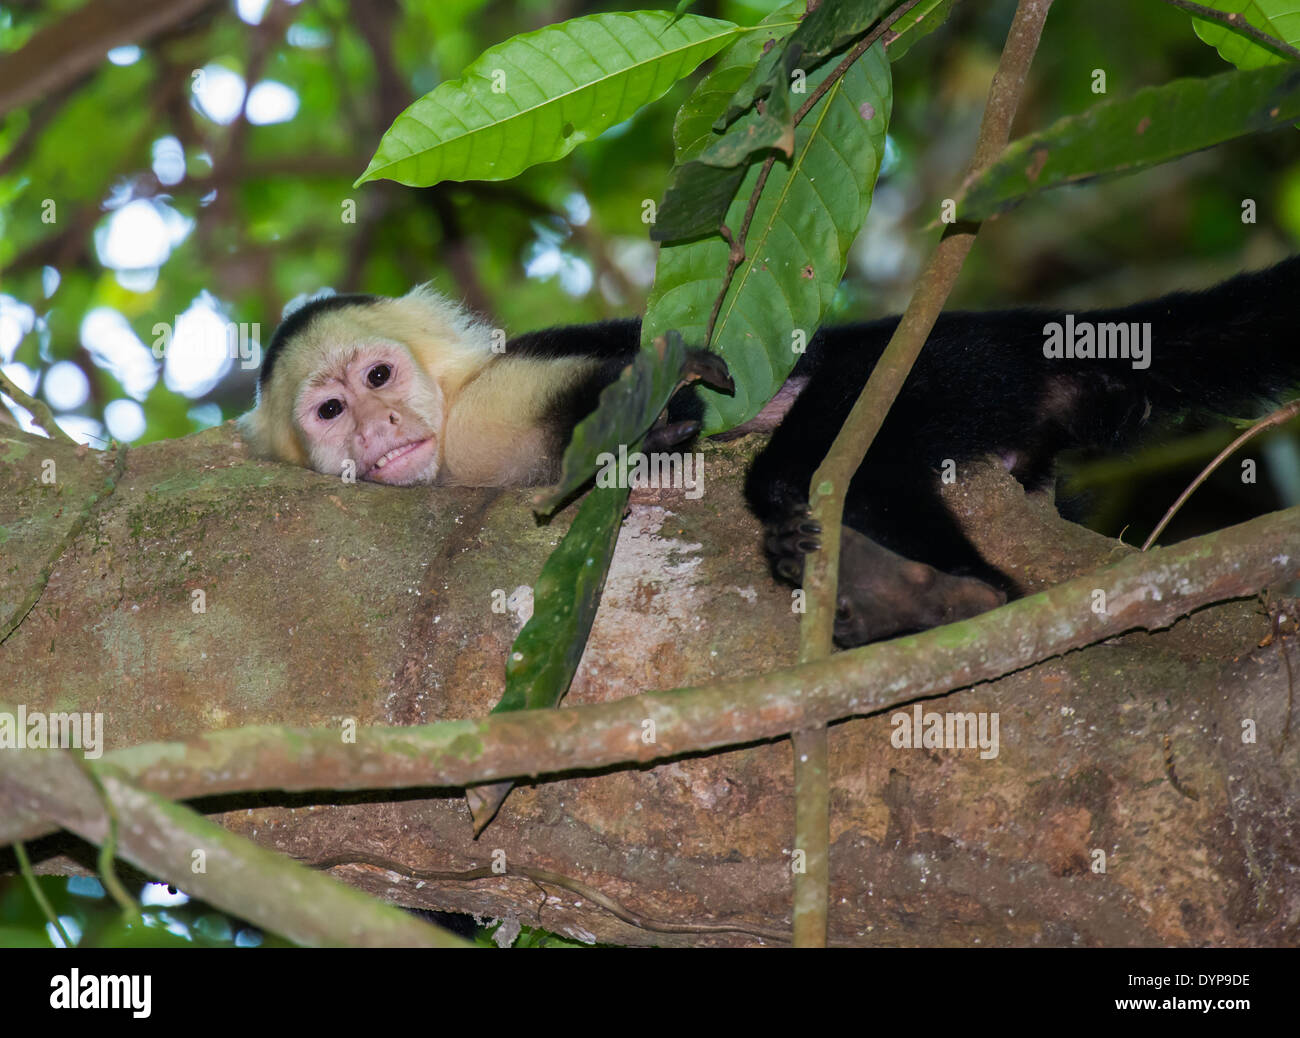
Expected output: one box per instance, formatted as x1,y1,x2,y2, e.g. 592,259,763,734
794,0,1055,947
704,0,923,349
791,725,829,944
1161,0,1300,63
1142,397,1300,550
0,368,76,444
13,841,73,947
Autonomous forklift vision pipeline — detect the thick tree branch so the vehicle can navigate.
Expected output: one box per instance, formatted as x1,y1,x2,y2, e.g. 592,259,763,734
0,748,468,946
3,501,1295,847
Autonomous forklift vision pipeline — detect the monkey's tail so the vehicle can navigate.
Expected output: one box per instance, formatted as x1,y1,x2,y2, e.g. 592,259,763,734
1042,256,1300,454
1127,255,1300,414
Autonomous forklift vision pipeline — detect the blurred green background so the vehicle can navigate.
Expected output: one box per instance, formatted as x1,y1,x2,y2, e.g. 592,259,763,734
3,0,1297,543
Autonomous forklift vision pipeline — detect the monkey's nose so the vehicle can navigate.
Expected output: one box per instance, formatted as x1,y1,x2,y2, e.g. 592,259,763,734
388,412,400,425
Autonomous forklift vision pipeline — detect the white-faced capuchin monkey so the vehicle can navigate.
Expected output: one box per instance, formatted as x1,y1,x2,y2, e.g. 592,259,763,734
240,257,1300,645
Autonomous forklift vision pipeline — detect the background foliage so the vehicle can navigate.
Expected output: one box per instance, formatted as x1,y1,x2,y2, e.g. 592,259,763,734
2,0,1297,543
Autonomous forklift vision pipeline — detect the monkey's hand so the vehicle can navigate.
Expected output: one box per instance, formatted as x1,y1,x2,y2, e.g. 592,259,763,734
766,507,1006,646
766,502,822,583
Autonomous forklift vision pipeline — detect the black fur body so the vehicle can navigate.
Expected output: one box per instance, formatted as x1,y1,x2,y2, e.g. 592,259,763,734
509,258,1300,643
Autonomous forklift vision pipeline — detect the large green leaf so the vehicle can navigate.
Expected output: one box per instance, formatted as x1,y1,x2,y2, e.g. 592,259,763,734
1190,0,1300,69
468,480,631,831
533,331,712,514
719,0,896,129
653,2,805,241
952,63,1300,223
494,483,630,715
355,11,741,187
644,39,892,433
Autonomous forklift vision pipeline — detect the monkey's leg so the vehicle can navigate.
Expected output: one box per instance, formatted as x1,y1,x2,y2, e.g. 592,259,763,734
831,526,1005,646
765,503,1005,646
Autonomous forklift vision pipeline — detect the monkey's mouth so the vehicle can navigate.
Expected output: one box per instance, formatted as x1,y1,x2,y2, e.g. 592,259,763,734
364,437,436,483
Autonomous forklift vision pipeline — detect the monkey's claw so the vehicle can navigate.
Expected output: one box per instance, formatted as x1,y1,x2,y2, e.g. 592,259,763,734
766,506,821,583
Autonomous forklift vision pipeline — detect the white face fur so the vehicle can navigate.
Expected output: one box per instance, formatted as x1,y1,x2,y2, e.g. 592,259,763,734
239,286,498,485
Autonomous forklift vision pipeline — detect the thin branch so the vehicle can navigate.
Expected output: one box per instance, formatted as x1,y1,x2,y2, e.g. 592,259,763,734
1161,0,1300,63
13,841,72,947
790,726,829,944
793,0,1054,946
1142,397,1300,550
4,501,1295,847
801,0,1054,671
1,749,469,947
0,369,77,444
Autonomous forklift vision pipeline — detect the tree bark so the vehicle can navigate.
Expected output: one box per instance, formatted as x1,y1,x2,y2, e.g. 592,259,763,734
1,424,1297,946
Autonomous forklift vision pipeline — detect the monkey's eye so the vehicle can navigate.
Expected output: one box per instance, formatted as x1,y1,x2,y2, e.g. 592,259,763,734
317,399,344,421
367,363,392,388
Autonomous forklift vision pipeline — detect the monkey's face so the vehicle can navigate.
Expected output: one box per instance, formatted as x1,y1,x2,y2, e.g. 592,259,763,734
294,343,445,485
240,287,498,483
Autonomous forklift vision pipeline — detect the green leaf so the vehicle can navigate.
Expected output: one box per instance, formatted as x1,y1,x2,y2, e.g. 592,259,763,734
653,163,748,240
356,11,741,187
1190,0,1300,69
472,475,628,832
532,332,691,514
718,0,896,129
883,0,955,63
645,41,892,433
952,63,1300,223
494,484,631,714
653,2,806,240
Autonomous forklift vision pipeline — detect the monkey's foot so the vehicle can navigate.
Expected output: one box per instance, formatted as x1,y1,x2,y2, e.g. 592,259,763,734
833,527,1006,646
682,348,735,394
766,506,822,583
643,419,701,452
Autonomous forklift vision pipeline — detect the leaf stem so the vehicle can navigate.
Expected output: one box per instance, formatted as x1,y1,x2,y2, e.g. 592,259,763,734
1161,0,1300,63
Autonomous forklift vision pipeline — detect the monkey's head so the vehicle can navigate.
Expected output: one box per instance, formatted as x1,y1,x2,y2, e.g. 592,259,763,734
239,286,494,485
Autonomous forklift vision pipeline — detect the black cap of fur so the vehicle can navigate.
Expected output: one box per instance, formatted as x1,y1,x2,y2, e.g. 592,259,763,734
259,293,381,389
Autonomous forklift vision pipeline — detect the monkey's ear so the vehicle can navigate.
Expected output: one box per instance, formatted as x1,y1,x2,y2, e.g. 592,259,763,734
238,399,309,465
237,405,272,457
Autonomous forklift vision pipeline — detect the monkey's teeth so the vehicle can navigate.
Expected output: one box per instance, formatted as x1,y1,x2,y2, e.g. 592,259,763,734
374,442,420,469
